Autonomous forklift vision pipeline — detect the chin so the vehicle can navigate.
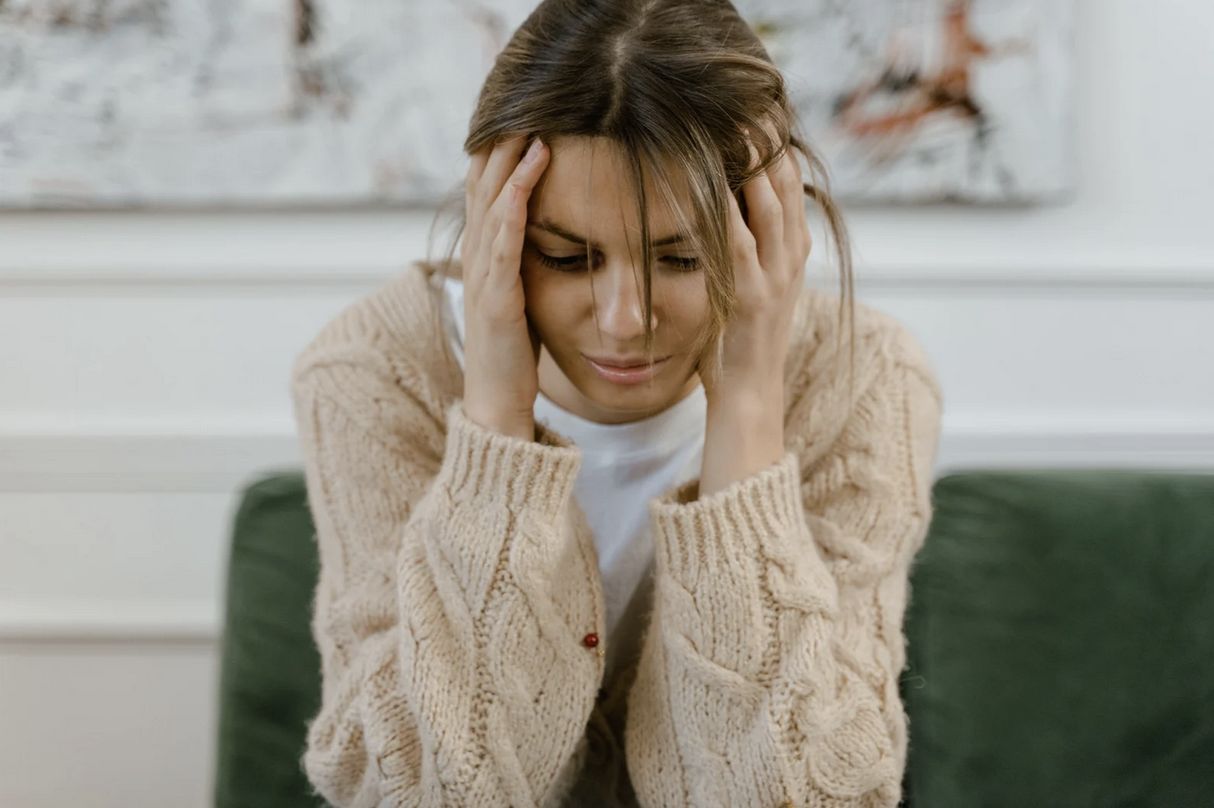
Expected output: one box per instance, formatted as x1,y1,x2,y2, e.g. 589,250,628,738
585,378,672,405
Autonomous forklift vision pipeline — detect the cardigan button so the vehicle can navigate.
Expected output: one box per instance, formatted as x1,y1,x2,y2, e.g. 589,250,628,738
582,632,599,648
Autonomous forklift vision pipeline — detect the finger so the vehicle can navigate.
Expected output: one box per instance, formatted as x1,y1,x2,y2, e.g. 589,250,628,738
483,181,529,297
480,137,547,237
777,150,807,258
741,157,784,273
493,137,549,212
475,138,548,286
777,151,812,273
466,148,490,204
470,137,547,288
726,187,762,298
475,139,548,286
463,149,491,258
467,135,528,253
477,134,531,213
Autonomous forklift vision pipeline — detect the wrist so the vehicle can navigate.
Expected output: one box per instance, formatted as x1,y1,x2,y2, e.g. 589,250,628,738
706,381,784,424
460,402,535,442
701,395,786,498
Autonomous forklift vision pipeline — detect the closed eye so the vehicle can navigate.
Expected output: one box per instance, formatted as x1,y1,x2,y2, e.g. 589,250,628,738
534,250,699,272
663,256,700,271
533,251,585,271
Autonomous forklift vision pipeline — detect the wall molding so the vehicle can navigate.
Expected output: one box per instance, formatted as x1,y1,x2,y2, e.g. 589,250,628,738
0,430,302,493
3,265,1214,296
854,268,1214,296
2,419,1212,494
935,425,1214,475
0,600,219,644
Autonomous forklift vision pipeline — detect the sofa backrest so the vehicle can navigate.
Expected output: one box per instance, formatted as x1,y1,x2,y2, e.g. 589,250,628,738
215,469,1214,808
901,470,1214,807
214,471,326,808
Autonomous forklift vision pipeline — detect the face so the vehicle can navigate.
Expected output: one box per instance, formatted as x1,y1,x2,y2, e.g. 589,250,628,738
521,136,710,425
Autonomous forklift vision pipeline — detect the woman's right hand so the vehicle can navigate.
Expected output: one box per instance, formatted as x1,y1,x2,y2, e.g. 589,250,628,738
459,134,551,440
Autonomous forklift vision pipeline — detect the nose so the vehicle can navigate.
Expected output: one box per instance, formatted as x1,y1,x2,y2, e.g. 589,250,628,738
596,262,658,343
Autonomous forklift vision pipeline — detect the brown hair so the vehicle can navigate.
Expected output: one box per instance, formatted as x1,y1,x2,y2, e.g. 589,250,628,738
426,0,855,394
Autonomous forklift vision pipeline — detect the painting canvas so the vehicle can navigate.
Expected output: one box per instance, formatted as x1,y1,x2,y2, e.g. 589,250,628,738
0,0,1075,208
742,0,1077,203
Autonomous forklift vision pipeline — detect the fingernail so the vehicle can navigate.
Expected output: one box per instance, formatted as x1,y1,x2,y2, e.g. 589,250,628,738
523,139,543,164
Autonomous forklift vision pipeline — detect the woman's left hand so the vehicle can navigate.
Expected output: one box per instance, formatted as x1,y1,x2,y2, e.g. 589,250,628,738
697,142,812,412
695,141,812,498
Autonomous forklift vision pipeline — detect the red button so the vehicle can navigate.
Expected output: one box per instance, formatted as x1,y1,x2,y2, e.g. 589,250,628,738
582,632,599,648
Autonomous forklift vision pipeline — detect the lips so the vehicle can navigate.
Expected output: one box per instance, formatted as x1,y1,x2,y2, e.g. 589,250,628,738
585,355,670,386
586,356,669,368
596,360,652,369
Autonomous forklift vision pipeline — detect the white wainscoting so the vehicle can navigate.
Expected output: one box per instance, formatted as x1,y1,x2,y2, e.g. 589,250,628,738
4,265,1209,640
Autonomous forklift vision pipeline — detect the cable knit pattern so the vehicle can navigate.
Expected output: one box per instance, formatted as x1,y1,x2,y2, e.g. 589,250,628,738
290,260,943,808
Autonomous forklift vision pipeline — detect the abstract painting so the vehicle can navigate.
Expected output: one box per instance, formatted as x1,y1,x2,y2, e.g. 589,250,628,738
741,0,1077,203
0,0,1074,207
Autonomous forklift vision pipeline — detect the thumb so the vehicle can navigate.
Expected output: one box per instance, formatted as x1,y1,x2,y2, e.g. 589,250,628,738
527,315,542,364
695,330,723,397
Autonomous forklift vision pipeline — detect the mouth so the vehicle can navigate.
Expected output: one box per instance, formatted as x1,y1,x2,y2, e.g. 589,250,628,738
584,355,670,385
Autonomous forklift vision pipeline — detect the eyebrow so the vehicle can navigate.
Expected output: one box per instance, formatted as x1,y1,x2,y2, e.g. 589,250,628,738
527,217,689,248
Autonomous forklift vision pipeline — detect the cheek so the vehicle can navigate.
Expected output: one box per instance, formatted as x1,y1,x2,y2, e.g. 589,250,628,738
663,282,712,342
521,270,576,340
520,265,552,315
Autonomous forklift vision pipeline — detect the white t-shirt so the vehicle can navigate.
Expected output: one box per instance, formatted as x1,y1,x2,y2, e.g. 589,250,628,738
439,276,706,680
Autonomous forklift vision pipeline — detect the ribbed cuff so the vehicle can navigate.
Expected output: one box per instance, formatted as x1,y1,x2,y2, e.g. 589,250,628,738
440,400,583,524
649,451,814,596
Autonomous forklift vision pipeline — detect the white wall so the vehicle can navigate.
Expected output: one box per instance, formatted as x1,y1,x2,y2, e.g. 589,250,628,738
2,1,1213,805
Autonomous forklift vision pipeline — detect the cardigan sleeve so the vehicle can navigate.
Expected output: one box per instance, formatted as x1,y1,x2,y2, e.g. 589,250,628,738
624,347,942,808
290,346,605,808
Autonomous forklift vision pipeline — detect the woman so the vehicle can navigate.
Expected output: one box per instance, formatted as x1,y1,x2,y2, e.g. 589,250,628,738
290,1,944,806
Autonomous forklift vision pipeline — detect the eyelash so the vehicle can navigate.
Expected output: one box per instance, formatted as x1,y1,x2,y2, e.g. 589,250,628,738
534,251,700,272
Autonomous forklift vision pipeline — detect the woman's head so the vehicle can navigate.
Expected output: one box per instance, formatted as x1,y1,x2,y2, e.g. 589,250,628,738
431,0,854,423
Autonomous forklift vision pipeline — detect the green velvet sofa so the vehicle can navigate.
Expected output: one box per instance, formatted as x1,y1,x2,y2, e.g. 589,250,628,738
213,469,1214,808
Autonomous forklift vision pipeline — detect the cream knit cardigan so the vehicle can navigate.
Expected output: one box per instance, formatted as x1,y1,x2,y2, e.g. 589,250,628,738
289,259,944,808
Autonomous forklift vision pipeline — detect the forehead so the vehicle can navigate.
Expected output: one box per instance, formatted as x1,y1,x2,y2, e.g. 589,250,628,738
529,136,692,237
